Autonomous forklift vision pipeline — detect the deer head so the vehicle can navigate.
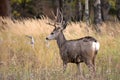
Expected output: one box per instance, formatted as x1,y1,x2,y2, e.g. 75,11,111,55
46,9,67,40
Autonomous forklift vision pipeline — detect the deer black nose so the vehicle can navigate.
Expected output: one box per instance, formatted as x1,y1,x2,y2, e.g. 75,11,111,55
46,37,48,40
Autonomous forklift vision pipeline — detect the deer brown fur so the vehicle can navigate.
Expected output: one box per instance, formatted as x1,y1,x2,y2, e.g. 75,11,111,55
46,9,100,77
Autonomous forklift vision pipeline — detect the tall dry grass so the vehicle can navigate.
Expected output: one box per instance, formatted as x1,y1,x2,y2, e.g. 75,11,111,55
0,17,120,80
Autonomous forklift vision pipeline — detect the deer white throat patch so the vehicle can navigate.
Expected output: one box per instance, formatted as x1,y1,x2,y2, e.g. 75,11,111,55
92,41,100,51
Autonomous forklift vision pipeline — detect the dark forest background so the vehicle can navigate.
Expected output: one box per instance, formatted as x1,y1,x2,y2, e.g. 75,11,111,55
0,0,120,25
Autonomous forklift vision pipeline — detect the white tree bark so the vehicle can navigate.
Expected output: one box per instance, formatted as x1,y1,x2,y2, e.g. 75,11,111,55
85,0,89,24
94,0,102,25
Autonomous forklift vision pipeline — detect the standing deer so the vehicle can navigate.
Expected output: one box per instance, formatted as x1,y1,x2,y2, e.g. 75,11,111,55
46,9,100,77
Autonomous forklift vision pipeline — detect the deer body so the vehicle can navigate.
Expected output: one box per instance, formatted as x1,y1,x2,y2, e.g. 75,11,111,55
46,28,100,74
56,32,96,63
46,8,100,77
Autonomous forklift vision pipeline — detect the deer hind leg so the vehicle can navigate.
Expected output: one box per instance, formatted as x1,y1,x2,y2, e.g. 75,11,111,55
92,56,96,72
85,60,95,79
63,63,67,73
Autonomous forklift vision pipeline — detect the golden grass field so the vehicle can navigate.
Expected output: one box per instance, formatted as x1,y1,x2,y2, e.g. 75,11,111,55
0,17,120,80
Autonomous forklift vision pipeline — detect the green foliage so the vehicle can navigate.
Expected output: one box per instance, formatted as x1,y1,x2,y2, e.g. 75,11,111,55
10,0,119,20
109,0,116,9
11,0,35,18
11,0,31,4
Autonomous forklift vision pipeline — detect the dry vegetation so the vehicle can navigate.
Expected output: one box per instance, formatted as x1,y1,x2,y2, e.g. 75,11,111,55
0,17,120,80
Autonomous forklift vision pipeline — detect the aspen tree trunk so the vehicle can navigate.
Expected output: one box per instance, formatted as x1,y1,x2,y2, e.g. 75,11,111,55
85,0,89,24
62,0,68,21
89,0,95,24
76,0,82,21
93,0,102,25
36,0,43,17
58,0,63,9
101,0,110,21
0,0,11,17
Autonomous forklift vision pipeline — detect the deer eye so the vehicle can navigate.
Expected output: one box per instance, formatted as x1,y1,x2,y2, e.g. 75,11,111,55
51,32,54,35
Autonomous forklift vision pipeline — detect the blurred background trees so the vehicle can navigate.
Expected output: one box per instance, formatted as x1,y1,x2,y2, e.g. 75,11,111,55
116,0,120,20
0,0,11,17
0,0,119,23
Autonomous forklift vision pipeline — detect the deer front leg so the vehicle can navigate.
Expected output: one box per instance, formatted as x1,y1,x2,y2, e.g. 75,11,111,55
77,63,84,77
77,63,85,79
63,62,67,73
77,63,82,75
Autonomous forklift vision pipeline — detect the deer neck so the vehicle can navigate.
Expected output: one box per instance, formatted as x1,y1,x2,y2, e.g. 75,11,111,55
56,31,66,48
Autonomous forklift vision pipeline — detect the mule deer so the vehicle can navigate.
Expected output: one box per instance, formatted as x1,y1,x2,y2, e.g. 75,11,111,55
46,9,100,77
